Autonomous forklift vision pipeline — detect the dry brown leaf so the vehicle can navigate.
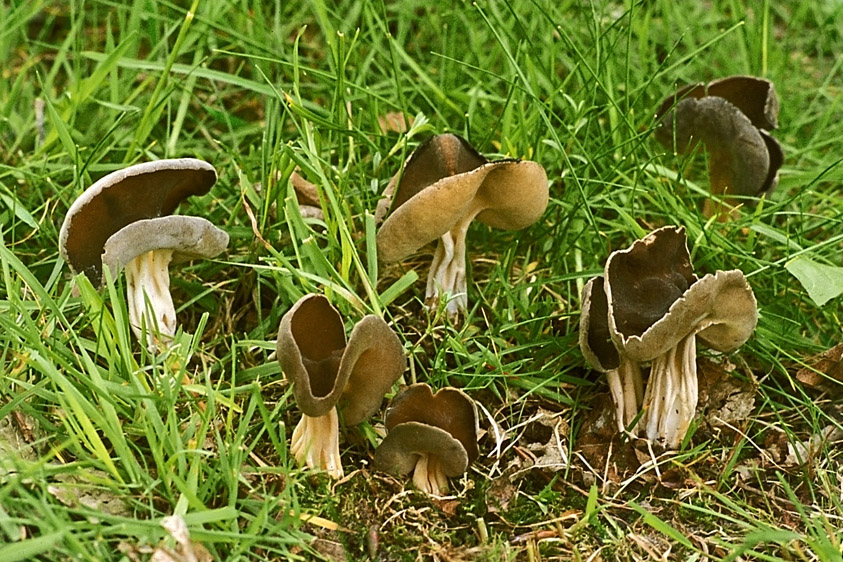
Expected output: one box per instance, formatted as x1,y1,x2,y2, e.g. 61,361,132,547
150,515,214,562
795,342,843,394
377,112,412,134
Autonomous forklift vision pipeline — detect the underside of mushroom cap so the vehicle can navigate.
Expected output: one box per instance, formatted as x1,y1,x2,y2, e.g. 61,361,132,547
373,421,470,478
377,133,549,264
101,216,229,280
617,269,758,362
277,295,348,417
605,226,696,341
59,158,217,284
579,276,621,372
384,383,479,464
336,314,406,425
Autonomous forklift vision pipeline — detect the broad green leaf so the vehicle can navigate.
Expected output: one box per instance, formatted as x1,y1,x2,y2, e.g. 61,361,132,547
785,256,843,307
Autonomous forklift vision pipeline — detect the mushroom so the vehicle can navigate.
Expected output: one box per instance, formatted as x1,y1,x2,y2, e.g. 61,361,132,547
58,158,228,348
603,226,758,448
374,383,478,496
579,276,643,433
654,75,783,216
377,134,549,316
276,294,405,479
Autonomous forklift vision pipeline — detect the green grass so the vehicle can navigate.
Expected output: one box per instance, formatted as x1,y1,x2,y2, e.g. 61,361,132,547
2,0,843,560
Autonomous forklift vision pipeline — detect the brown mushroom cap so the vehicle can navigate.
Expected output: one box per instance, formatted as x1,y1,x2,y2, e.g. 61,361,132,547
382,383,479,464
100,216,229,276
374,422,470,478
654,76,781,198
276,294,405,421
605,226,695,340
579,276,621,372
59,158,217,284
606,228,758,362
377,134,548,263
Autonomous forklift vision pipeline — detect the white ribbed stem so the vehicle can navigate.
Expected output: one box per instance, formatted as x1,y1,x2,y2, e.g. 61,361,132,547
607,358,645,433
411,452,449,496
642,334,698,448
124,249,176,350
290,407,343,479
425,208,481,317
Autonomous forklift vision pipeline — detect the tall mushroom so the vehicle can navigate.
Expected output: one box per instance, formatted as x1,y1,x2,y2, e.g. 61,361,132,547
277,294,405,479
374,383,478,496
377,134,549,316
603,226,758,448
654,75,783,216
59,159,229,349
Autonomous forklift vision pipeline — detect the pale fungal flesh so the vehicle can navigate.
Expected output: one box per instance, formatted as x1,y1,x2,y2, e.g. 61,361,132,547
124,249,178,346
290,409,343,480
411,453,449,496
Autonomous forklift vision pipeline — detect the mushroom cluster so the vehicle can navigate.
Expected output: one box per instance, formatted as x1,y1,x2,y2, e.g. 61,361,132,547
655,75,783,216
59,159,229,349
377,133,549,316
374,383,478,496
277,294,405,479
579,226,758,448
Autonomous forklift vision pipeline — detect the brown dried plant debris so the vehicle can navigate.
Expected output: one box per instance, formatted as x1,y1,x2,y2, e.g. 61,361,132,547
795,342,843,395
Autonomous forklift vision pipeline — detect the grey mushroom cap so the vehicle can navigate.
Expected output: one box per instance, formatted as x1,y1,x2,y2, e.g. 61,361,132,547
276,294,406,422
605,227,758,362
101,216,229,277
377,134,549,263
382,383,479,464
655,76,782,199
59,158,218,284
374,421,469,478
579,276,620,372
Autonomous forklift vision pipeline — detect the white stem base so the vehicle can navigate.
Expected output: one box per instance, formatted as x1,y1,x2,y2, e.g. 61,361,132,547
641,334,698,449
124,249,176,350
411,452,449,496
290,408,343,479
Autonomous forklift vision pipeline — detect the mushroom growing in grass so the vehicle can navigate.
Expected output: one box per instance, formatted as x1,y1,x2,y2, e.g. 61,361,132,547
654,75,783,216
277,294,405,479
374,383,478,496
59,159,229,349
377,133,549,316
603,226,758,449
579,276,643,433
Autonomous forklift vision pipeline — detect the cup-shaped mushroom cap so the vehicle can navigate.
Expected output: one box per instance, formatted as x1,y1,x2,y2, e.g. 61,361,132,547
101,216,230,276
654,76,781,198
59,158,218,284
606,227,758,363
374,384,479,477
276,295,406,421
605,226,696,340
579,276,621,372
655,76,779,131
377,134,549,263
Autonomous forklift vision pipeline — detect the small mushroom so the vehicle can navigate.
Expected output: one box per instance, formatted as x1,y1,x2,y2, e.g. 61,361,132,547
579,276,643,433
374,383,478,496
58,159,228,348
655,76,783,216
377,134,548,316
277,294,405,479
603,226,758,448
